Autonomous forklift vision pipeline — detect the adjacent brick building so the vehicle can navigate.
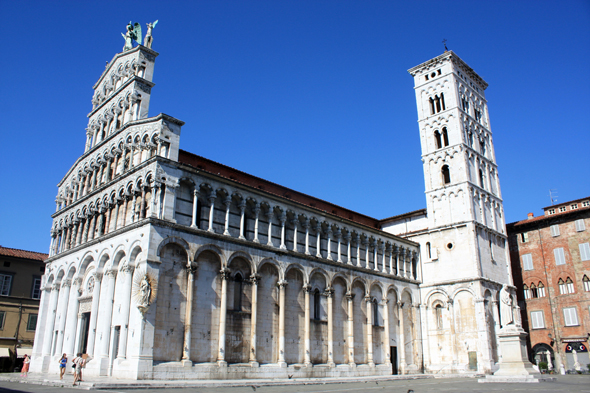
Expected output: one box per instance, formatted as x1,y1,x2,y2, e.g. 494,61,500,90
0,246,47,371
507,197,590,371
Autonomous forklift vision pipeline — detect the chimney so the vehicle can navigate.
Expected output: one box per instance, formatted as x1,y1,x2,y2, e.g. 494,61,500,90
527,212,534,220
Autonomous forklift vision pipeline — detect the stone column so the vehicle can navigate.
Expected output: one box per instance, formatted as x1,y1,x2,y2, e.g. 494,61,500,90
398,302,406,374
326,227,333,260
149,183,159,218
347,293,355,366
395,247,400,276
278,280,287,367
336,229,342,262
191,189,199,228
63,278,82,357
304,219,310,255
389,245,395,275
326,288,335,367
279,213,287,250
32,286,50,357
382,298,391,365
42,283,60,356
315,222,322,258
253,203,260,243
381,244,387,274
182,264,196,364
364,238,370,269
292,217,299,252
98,270,117,359
49,231,57,256
266,210,274,246
356,234,362,268
399,247,406,278
373,240,379,271
223,196,232,236
346,232,352,265
249,274,259,366
366,296,374,366
131,193,138,222
217,268,229,366
117,265,134,359
238,200,246,239
86,272,102,357
85,129,93,152
54,279,72,357
139,187,147,219
70,222,78,249
420,303,430,370
408,250,414,279
76,220,84,246
304,285,311,366
208,192,217,232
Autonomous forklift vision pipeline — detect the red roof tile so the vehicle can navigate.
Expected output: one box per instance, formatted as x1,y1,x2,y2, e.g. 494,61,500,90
0,246,48,261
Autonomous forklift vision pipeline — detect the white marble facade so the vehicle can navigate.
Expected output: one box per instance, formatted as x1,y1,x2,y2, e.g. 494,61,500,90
31,48,512,379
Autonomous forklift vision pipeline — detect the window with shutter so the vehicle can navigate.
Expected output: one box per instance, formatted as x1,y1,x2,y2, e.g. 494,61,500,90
563,307,579,326
566,277,575,294
0,275,12,296
530,311,544,329
538,283,546,297
522,254,533,270
575,219,586,232
550,225,560,237
554,248,566,265
523,285,530,299
558,279,567,294
583,276,590,292
580,243,590,261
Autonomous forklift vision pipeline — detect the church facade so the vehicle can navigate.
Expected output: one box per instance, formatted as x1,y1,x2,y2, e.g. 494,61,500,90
30,42,512,380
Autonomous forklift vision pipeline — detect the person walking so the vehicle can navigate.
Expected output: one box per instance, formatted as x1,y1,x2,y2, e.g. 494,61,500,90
59,353,67,380
72,353,85,386
21,354,30,377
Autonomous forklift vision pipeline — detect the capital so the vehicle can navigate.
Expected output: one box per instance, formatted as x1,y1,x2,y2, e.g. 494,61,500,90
121,264,135,275
277,279,288,288
219,268,230,280
61,279,72,288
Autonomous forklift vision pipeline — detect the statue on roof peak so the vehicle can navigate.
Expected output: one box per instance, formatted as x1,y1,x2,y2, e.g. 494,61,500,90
122,22,142,51
145,20,158,49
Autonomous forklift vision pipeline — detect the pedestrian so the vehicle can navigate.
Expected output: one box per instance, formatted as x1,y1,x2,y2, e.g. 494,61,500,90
72,353,85,386
21,354,30,377
59,353,67,380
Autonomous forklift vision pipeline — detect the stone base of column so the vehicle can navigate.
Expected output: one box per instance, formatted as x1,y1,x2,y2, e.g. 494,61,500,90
30,355,51,373
217,360,227,367
304,362,312,368
277,361,287,368
181,359,193,367
348,362,356,368
93,356,111,376
327,361,335,367
479,327,555,383
368,362,375,367
249,361,259,368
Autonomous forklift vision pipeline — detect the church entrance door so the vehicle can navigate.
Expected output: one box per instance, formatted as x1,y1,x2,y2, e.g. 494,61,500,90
390,346,398,374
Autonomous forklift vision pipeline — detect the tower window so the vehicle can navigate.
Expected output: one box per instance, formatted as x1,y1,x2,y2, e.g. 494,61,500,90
468,132,474,147
538,282,546,297
426,242,431,259
434,131,442,149
479,169,485,189
441,165,451,185
429,97,435,115
442,127,449,147
430,94,446,114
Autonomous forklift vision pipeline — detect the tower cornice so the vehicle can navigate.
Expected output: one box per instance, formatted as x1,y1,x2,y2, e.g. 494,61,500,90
408,51,488,91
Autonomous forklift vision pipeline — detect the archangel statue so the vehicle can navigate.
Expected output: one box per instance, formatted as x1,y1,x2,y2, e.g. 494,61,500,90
145,20,158,49
122,22,142,51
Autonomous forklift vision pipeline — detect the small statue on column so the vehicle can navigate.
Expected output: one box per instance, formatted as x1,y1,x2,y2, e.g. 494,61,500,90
145,20,158,49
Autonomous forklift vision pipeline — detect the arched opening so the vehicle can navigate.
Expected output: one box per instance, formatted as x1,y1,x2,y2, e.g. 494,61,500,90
435,304,443,329
434,131,442,149
479,169,485,189
313,289,321,321
442,127,449,146
429,97,435,115
442,165,451,185
426,242,431,259
440,93,446,110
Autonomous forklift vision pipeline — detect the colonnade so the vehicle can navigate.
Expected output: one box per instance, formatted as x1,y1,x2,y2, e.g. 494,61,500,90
50,182,164,256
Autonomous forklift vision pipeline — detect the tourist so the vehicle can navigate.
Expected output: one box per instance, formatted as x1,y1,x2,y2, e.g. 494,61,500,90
72,353,85,385
21,354,30,377
59,353,67,380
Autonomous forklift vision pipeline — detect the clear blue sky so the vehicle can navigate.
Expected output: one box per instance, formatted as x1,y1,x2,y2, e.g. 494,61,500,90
1,1,589,254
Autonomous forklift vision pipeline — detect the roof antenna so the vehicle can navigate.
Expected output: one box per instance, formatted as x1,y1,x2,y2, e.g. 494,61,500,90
549,189,558,205
443,39,448,52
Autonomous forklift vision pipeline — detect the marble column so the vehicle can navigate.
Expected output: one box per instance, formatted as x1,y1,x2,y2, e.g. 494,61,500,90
292,218,299,252
86,272,102,357
346,232,352,265
54,279,72,357
223,196,232,236
63,278,82,357
399,248,406,278
238,201,246,240
373,240,379,272
266,210,274,246
279,213,287,250
315,223,322,258
217,268,229,366
398,302,406,374
182,264,196,364
381,245,387,274
347,293,355,366
32,286,50,357
336,229,342,262
326,288,335,367
42,283,60,356
98,270,117,359
253,203,260,243
366,297,374,366
117,265,134,359
304,219,310,255
208,192,217,232
278,280,287,367
304,285,311,366
356,234,362,268
382,298,391,364
191,189,199,228
389,245,395,275
249,274,259,366
364,238,370,269
326,228,333,260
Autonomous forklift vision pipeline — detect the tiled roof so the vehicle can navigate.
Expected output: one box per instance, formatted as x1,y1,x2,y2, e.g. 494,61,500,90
508,202,590,228
178,149,382,229
0,246,48,261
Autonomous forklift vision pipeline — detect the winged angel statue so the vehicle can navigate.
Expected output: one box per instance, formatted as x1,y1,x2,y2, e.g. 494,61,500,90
122,22,142,51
